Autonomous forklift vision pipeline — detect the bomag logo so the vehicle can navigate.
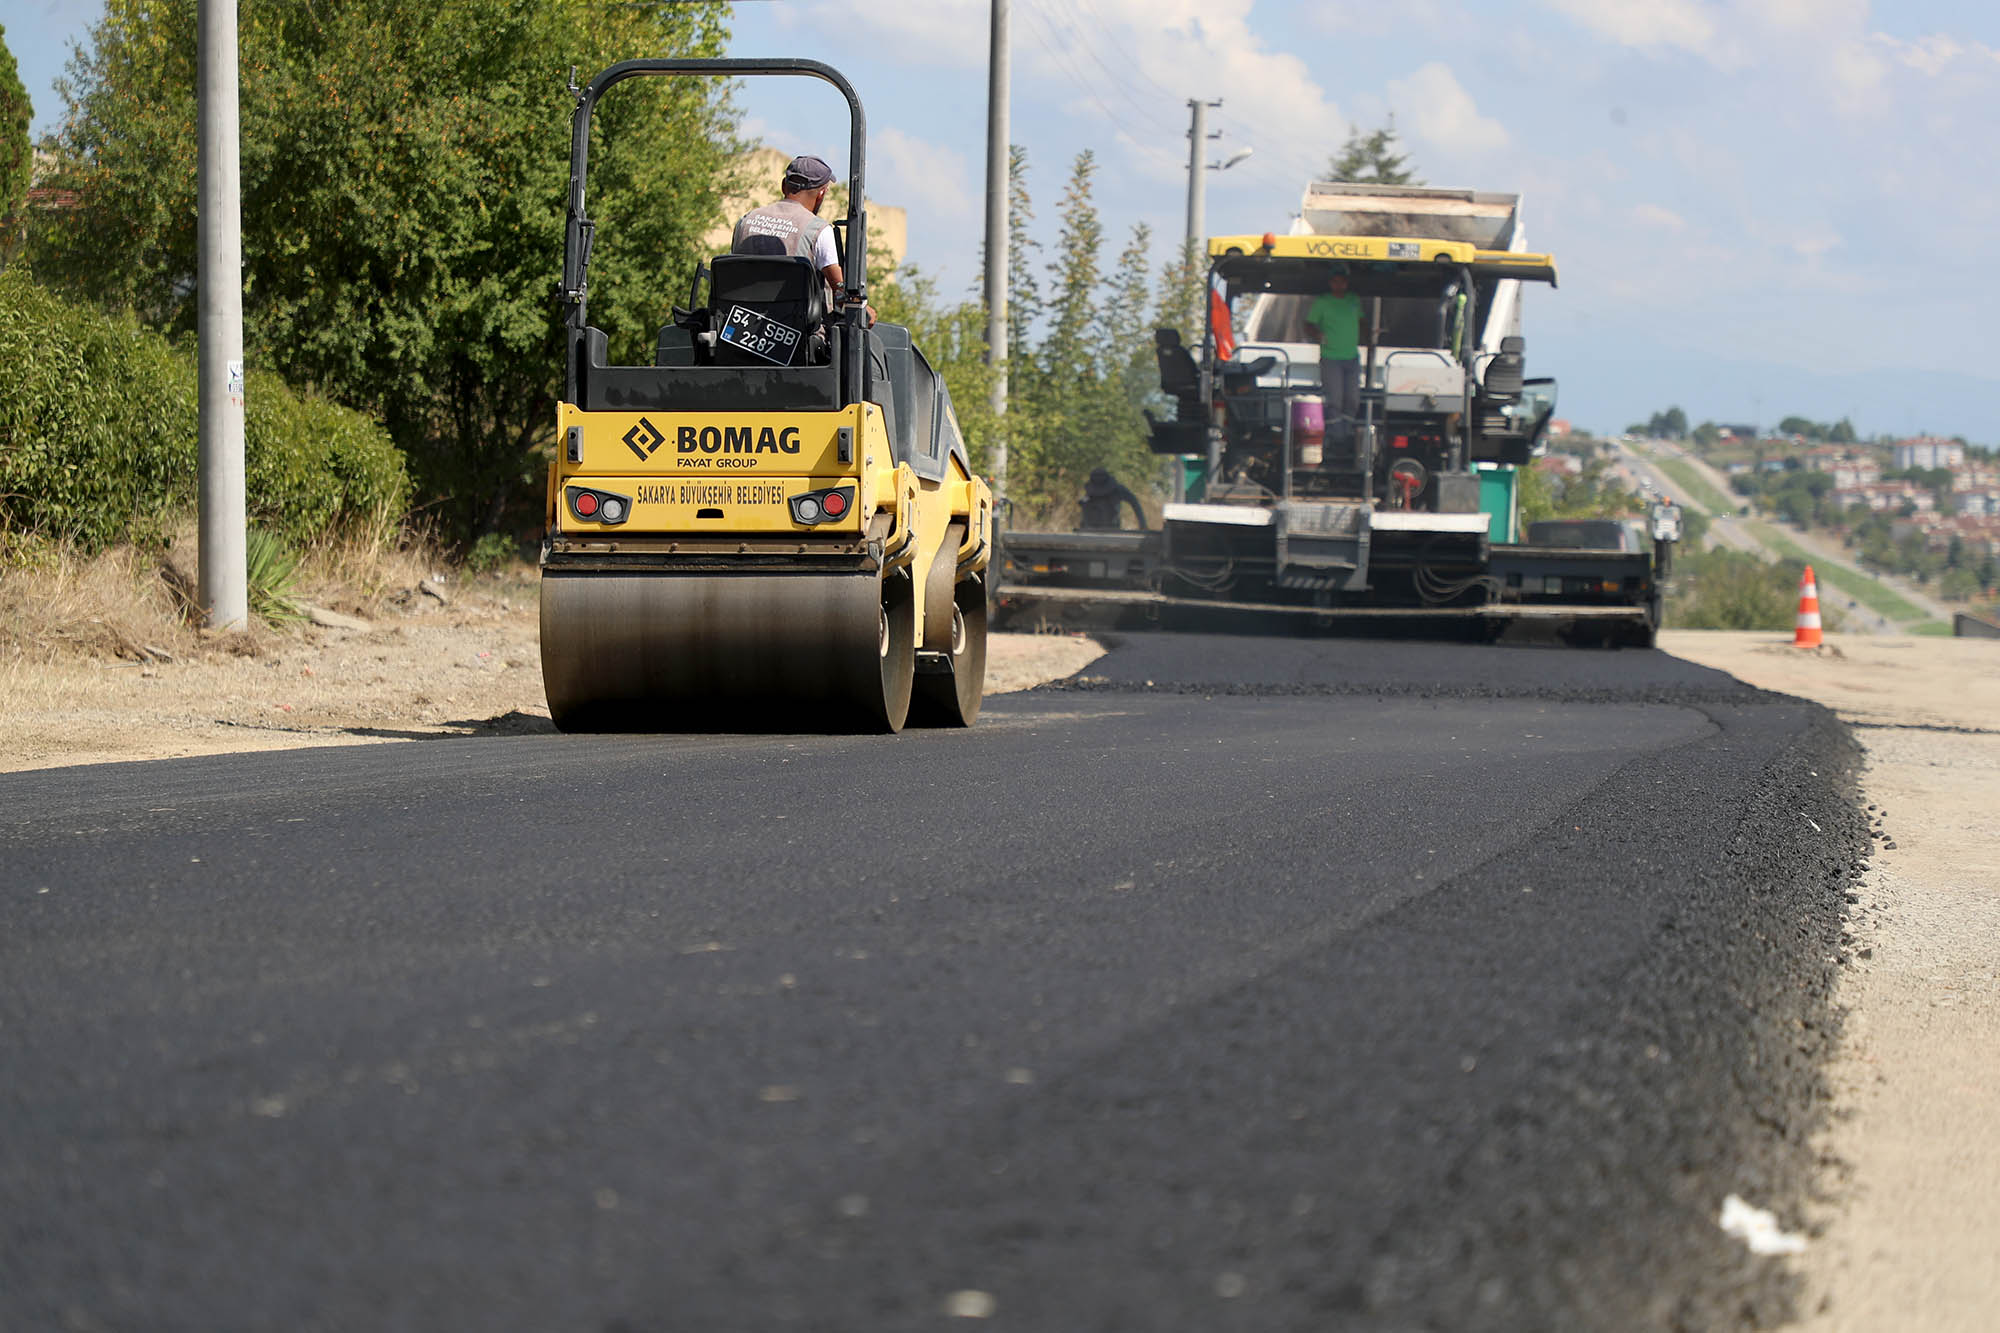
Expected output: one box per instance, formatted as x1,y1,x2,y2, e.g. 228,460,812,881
623,417,666,461
677,425,803,455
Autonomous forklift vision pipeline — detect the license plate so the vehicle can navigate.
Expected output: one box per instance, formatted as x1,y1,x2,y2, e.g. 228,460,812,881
719,305,804,366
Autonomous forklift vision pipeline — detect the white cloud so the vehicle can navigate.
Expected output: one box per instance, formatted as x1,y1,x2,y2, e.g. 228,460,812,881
1789,228,1841,260
1299,0,1457,40
802,0,991,71
872,127,977,222
815,0,1350,192
1543,0,1722,58
1736,0,1867,34
1829,38,1889,100
1632,203,1687,231
1871,32,2000,79
1385,63,1508,154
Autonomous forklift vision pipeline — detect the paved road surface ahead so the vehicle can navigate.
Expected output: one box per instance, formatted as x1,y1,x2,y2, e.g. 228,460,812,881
2,635,1867,1331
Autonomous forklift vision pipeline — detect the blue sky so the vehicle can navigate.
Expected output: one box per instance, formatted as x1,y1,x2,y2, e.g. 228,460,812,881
13,1,2000,439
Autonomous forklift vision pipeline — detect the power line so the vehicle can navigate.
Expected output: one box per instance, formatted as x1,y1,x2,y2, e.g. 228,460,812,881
1036,0,1334,199
1069,0,1181,105
1016,0,1159,151
1030,0,1173,129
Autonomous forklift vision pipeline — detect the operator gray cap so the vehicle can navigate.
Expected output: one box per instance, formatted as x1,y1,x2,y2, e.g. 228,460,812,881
783,154,835,193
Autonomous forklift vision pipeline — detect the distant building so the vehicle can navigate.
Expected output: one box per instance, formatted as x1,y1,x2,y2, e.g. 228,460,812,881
1831,460,1881,490
1833,480,1936,514
24,149,82,214
1893,437,1965,470
1546,419,1572,438
1955,488,2000,517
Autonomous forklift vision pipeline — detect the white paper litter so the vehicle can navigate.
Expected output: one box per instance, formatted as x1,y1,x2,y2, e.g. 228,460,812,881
1719,1193,1808,1255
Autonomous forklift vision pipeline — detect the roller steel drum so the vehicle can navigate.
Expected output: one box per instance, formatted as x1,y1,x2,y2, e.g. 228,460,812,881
540,569,916,733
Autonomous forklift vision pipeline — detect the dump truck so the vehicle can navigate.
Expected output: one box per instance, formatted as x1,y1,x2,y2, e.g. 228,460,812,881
994,183,1675,645
539,59,994,731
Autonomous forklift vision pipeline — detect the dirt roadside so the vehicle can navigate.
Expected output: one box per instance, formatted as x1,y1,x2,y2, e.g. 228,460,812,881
1659,630,2000,1330
0,572,1103,774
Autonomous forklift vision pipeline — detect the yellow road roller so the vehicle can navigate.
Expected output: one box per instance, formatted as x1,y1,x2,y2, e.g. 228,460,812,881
539,59,993,732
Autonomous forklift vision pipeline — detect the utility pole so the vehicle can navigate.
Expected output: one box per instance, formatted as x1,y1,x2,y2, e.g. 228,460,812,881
1186,98,1224,489
1184,98,1222,257
983,0,1010,510
197,0,247,629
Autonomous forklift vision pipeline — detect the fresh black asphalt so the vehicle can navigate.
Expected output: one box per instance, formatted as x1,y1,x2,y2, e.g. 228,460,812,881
0,635,1868,1331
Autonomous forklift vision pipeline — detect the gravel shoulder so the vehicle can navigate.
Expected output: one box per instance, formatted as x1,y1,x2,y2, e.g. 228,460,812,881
1659,629,2000,1330
0,575,1103,774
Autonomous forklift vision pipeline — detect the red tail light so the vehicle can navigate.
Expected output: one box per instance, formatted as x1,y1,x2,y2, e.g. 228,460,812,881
789,486,855,526
565,486,631,525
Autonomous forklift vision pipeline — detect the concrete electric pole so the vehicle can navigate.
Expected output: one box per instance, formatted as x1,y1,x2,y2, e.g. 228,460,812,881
197,0,247,629
983,0,1010,510
1184,98,1223,258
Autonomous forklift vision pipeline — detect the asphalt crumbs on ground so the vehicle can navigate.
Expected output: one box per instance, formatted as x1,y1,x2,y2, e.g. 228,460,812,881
0,634,1868,1331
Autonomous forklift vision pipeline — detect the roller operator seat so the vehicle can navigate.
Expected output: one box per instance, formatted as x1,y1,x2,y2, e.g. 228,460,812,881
706,254,831,367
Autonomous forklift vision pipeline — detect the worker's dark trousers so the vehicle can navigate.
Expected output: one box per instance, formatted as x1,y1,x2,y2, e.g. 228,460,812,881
1320,358,1361,436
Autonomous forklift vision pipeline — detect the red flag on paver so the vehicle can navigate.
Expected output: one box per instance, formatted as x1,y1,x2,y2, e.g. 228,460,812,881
1209,277,1235,362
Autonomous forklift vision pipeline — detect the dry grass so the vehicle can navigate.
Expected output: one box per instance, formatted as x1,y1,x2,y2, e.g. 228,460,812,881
0,537,218,667
290,521,442,619
0,518,447,673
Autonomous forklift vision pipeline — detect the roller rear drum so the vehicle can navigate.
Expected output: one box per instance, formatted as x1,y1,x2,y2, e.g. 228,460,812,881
540,568,915,733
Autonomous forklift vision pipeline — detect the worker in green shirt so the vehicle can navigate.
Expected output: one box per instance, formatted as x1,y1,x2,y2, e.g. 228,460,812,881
1304,271,1363,436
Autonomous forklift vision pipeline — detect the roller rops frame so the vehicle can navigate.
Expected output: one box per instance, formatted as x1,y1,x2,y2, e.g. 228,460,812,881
559,58,872,401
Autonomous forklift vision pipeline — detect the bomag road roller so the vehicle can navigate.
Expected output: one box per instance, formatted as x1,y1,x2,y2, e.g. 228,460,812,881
539,59,993,732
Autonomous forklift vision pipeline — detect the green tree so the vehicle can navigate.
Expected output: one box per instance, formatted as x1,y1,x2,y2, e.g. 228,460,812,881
29,0,736,537
1828,416,1857,444
872,150,1193,520
1519,457,1643,524
1327,118,1419,185
1644,405,1688,439
1777,414,1825,440
0,23,29,268
870,262,993,471
1666,550,1816,630
1100,222,1159,414
1004,143,1041,365
1014,151,1151,508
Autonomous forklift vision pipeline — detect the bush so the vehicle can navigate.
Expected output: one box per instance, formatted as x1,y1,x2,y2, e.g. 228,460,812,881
0,268,408,552
244,527,303,624
463,531,517,575
1666,549,1831,631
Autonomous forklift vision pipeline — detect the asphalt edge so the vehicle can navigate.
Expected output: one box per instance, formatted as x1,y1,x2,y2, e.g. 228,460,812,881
1356,699,1870,1330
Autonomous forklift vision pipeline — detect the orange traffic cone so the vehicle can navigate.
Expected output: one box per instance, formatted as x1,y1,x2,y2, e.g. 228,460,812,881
1793,565,1823,647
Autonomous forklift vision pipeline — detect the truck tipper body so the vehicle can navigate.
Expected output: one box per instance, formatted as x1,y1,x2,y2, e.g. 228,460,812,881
994,183,1676,645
